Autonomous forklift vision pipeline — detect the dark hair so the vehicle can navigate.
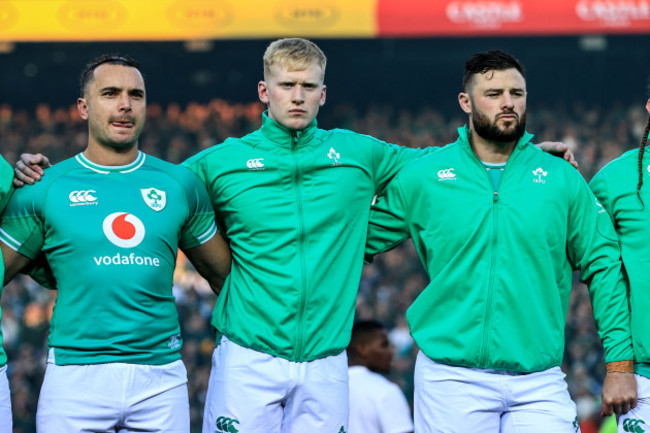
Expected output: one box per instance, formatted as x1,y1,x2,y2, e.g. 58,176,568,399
79,54,143,97
348,320,385,351
462,50,525,92
352,320,385,336
637,80,650,202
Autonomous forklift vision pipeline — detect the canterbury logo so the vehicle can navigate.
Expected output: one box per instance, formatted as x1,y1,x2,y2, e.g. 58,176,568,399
246,158,264,169
623,418,646,433
437,168,456,180
69,190,97,203
215,416,240,433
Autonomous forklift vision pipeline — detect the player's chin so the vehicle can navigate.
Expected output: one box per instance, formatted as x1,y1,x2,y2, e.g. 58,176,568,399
107,137,138,150
286,119,310,130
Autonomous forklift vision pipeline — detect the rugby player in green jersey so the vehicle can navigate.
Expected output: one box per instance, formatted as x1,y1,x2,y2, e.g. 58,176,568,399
0,155,14,433
16,39,577,433
590,87,650,432
365,50,636,432
0,55,231,433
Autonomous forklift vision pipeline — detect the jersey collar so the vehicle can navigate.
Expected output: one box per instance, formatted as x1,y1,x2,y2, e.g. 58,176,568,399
75,151,146,174
259,111,318,147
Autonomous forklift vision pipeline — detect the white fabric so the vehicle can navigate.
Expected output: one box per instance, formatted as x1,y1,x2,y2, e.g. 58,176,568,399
414,352,579,433
36,358,189,433
618,374,650,433
0,366,11,433
202,335,349,433
348,365,413,433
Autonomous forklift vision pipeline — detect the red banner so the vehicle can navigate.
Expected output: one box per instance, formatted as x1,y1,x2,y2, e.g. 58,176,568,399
377,0,650,36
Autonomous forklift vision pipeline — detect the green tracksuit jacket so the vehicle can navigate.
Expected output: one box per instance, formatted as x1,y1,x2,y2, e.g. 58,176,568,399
0,155,14,367
365,126,633,372
183,112,431,362
590,148,650,376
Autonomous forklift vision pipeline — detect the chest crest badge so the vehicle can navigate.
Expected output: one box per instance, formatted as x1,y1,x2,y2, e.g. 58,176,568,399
141,187,166,212
328,147,341,166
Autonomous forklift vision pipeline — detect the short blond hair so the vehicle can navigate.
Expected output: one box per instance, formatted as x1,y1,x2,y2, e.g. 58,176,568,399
263,38,327,80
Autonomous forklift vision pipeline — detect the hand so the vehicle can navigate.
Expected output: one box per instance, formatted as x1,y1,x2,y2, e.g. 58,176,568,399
13,153,52,188
600,372,637,417
537,141,578,169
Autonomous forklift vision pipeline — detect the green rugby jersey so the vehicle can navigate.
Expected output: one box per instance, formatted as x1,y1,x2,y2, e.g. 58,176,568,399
0,155,14,367
590,148,650,376
0,152,217,365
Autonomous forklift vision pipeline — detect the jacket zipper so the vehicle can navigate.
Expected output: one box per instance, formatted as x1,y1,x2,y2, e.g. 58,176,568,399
291,130,308,358
468,148,520,367
480,188,500,367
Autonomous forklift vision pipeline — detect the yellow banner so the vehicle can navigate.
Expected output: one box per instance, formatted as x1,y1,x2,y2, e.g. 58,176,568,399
0,0,377,41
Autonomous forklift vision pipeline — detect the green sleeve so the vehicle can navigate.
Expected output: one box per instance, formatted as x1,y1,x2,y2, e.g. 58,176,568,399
177,169,218,251
589,169,615,222
0,155,14,213
364,175,411,264
0,185,45,260
567,175,632,363
372,142,437,194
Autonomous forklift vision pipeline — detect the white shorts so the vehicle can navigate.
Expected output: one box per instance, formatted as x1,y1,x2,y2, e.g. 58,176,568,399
202,336,349,433
36,357,189,433
0,365,12,433
618,374,650,433
414,352,579,433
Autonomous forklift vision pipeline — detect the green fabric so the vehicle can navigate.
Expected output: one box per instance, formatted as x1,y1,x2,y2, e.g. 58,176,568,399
635,362,650,378
482,162,506,191
183,112,436,362
365,126,632,372
590,147,650,366
0,152,217,365
0,155,14,367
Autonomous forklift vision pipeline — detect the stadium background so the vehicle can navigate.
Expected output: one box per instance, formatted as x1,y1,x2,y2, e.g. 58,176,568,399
1,1,650,432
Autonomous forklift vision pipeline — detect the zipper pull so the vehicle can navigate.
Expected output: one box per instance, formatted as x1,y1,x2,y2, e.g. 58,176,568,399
493,191,499,202
292,131,299,146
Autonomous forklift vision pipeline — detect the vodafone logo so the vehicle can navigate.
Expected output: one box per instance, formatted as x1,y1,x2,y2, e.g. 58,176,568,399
576,1,650,25
446,1,523,26
102,212,145,248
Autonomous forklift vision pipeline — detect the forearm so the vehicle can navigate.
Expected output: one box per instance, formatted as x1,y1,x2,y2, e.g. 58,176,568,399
182,234,231,296
1,241,33,284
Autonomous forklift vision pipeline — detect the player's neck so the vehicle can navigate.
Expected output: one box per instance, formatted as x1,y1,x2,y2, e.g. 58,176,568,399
469,131,515,164
84,140,140,166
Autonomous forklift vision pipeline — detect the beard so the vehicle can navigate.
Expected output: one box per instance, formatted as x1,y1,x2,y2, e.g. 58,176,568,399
472,109,526,143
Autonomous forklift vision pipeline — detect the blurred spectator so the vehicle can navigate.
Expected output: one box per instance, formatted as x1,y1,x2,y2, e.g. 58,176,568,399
347,320,413,433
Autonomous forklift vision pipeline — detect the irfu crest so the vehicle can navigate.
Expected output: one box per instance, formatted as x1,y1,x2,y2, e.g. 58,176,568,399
141,187,166,211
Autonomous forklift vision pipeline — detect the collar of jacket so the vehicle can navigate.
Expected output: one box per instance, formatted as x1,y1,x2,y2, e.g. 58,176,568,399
456,125,535,154
259,110,319,147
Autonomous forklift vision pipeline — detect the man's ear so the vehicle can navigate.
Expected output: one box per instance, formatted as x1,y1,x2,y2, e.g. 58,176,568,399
77,98,89,120
258,81,269,104
458,92,472,115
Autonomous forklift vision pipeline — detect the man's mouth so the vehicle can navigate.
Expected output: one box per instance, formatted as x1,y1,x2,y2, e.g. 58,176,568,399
497,113,517,121
111,119,135,128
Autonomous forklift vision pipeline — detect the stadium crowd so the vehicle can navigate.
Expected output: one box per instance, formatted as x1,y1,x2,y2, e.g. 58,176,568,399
0,98,646,432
